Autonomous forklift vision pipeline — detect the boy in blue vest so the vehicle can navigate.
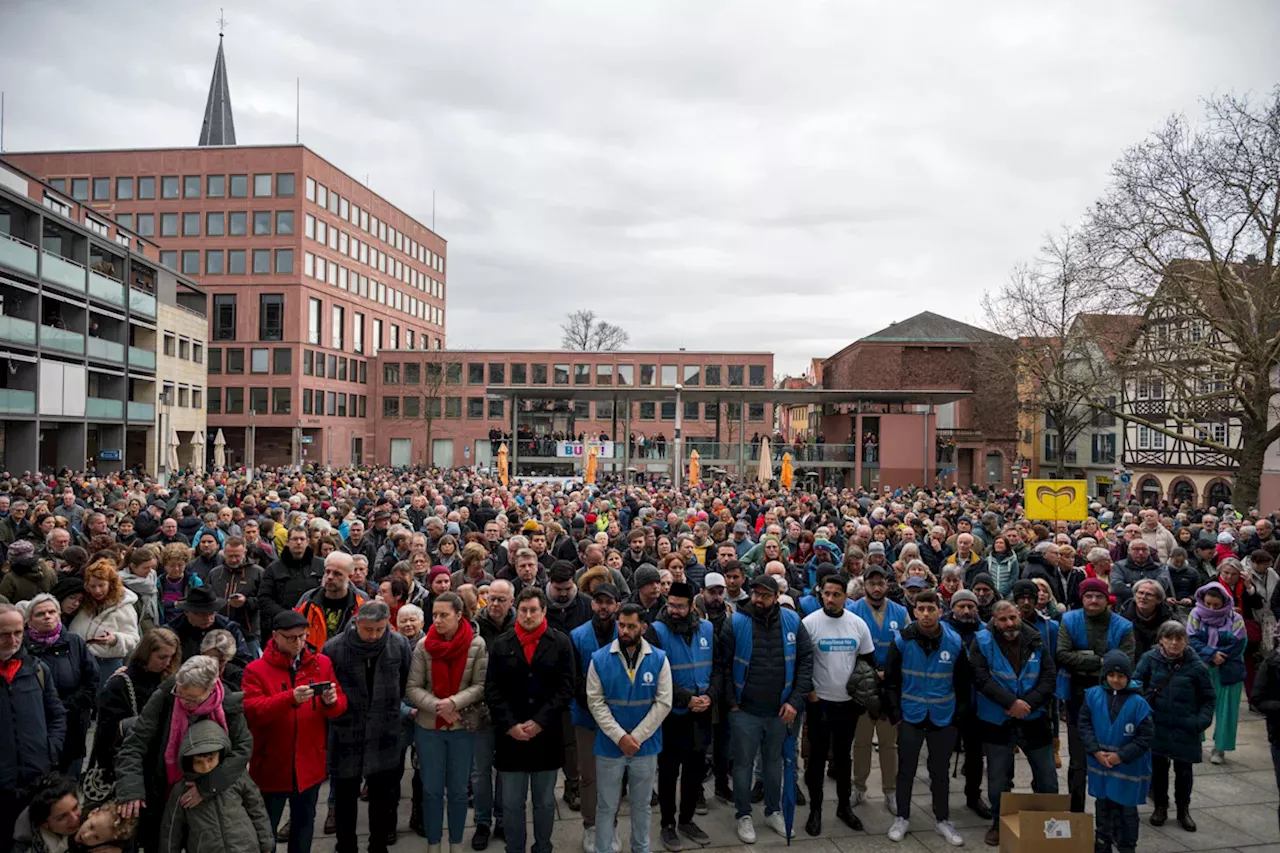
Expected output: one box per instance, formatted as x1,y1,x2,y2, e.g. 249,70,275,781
586,602,673,853
1079,650,1153,853
882,589,966,846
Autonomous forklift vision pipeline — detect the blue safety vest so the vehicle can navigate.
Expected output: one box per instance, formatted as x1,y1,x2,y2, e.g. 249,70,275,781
798,596,856,618
570,620,617,729
973,629,1047,725
852,597,908,668
894,623,962,726
1084,686,1152,806
652,620,713,716
590,641,668,758
1060,610,1132,695
1033,615,1069,701
731,608,800,706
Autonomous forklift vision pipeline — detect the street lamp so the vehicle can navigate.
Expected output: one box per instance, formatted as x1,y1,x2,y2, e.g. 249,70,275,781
158,388,172,485
673,383,683,489
247,409,256,480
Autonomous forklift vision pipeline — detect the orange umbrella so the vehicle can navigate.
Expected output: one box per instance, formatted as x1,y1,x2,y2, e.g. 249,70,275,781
584,443,599,485
497,443,509,487
780,452,794,490
688,449,701,487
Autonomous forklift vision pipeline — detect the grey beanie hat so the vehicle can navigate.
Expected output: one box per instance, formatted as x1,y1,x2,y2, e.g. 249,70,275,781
632,564,661,590
949,589,979,606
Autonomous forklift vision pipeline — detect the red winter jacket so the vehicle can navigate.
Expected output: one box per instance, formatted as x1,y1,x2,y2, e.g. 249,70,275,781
242,639,347,793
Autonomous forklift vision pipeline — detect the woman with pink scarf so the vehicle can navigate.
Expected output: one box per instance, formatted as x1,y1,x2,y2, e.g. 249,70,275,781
1187,581,1247,764
113,655,252,853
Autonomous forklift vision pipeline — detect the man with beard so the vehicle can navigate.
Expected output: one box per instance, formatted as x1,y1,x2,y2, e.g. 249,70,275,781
622,529,654,580
570,584,622,853
259,526,326,628
800,573,875,836
186,529,222,582
851,566,907,815
341,519,378,565
546,561,592,813
970,600,1059,847
882,590,966,847
1056,577,1135,813
472,580,516,850
207,538,265,657
942,589,991,821
970,573,998,623
652,583,715,850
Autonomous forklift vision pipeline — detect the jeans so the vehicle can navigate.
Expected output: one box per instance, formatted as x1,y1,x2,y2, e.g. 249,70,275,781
729,710,784,819
804,699,860,805
984,740,1058,822
472,726,503,829
416,727,476,844
245,637,263,659
853,712,898,797
501,770,557,853
657,712,709,827
1094,798,1138,852
575,727,601,828
1150,754,1193,811
896,721,956,821
334,769,400,853
263,784,321,853
596,753,658,853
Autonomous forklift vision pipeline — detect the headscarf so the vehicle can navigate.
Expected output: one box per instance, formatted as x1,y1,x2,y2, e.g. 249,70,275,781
1191,582,1245,648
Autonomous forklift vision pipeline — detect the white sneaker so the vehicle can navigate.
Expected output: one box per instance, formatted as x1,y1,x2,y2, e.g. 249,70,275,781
1209,750,1225,764
888,817,909,842
884,793,897,816
611,829,622,853
583,826,596,853
736,816,756,844
936,820,964,847
764,812,790,839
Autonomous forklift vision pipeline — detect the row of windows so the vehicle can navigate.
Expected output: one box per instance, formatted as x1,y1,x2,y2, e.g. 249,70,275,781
1134,422,1228,449
304,252,443,329
53,173,296,203
160,248,292,277
304,214,443,301
305,178,443,274
161,334,205,364
378,397,768,422
380,361,769,388
160,382,204,410
115,210,295,240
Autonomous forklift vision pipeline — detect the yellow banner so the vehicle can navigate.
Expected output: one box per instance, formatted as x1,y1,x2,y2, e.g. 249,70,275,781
1024,479,1089,521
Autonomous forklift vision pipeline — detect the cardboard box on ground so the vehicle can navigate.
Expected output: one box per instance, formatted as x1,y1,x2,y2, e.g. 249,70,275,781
999,792,1093,853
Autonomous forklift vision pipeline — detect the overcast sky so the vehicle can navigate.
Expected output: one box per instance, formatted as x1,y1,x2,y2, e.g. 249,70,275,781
2,1,1277,375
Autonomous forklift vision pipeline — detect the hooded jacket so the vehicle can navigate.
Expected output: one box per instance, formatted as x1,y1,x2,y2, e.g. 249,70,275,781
119,569,161,634
0,556,55,603
259,546,325,628
158,720,274,853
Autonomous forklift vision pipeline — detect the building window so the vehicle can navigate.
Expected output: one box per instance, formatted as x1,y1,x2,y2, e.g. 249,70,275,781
270,346,293,373
163,335,176,357
683,400,699,421
253,211,272,236
683,365,701,386
136,213,155,237
489,363,505,385
116,213,134,231
138,176,156,199
383,397,400,417
748,403,765,422
179,175,198,198
160,213,178,237
445,397,462,419
161,176,179,199
208,387,222,413
660,402,676,421
207,175,226,197
704,365,722,386
468,363,484,384
228,210,247,236
193,343,203,364
250,348,269,373
749,365,766,387
510,363,527,385
467,397,484,418
597,364,613,386
226,348,245,374
259,294,284,341
224,387,243,413
640,402,656,420
1211,422,1227,444
206,211,225,236
208,348,222,373
276,211,294,235
277,173,295,196
252,249,271,274
192,388,202,409
305,177,316,201
205,250,224,274
1136,426,1166,450
599,400,616,420
302,350,314,375
249,387,268,414
728,365,744,387
181,251,199,275
403,362,420,384
229,174,248,198
574,364,591,385
267,386,290,414
353,313,364,354
227,249,246,275
253,174,273,197
488,398,504,419
372,319,382,355
274,249,293,274
660,365,677,386
308,298,322,345
182,212,201,236
117,177,135,199
159,250,177,269
332,305,345,350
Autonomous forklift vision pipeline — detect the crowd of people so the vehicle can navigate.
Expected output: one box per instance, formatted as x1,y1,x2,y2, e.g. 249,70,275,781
0,465,1277,853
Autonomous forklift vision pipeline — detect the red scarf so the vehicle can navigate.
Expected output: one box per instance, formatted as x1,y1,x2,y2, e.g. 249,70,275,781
0,659,19,684
514,618,547,664
422,619,475,730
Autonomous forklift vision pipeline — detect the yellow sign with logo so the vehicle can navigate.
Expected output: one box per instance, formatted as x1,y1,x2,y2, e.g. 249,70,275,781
1024,479,1089,522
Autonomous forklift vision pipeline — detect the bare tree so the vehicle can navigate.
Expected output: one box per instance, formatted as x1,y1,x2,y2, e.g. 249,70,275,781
1083,88,1280,508
398,352,466,466
561,309,630,351
981,230,1126,479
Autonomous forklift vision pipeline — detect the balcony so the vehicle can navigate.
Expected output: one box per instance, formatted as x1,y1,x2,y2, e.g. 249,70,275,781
129,288,157,318
41,325,85,355
87,337,125,363
127,401,155,422
128,346,156,371
0,315,37,347
0,233,38,276
86,397,124,419
0,389,36,415
42,252,87,293
89,271,127,308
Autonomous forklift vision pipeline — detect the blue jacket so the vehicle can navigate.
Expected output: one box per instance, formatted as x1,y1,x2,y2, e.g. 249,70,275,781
1080,681,1153,806
570,621,616,729
890,622,963,726
652,620,712,716
589,641,669,758
0,650,67,789
851,597,908,669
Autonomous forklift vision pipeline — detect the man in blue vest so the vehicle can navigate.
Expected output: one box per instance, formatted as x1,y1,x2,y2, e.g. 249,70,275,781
942,589,992,822
570,583,622,853
851,565,907,815
1011,579,1065,770
1056,577,1134,813
970,600,1059,847
882,589,966,847
713,574,813,845
652,583,714,851
587,602,673,853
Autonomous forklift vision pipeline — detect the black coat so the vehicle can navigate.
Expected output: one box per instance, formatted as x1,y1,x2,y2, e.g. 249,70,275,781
546,593,592,636
0,650,66,791
1133,647,1215,763
166,613,250,666
89,662,166,780
1118,599,1176,663
24,631,97,768
258,547,324,627
484,624,575,773
206,563,265,640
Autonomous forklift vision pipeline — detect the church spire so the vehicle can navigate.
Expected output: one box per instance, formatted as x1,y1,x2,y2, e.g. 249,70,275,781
198,23,237,147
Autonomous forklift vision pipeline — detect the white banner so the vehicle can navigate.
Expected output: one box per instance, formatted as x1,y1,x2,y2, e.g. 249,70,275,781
556,441,614,458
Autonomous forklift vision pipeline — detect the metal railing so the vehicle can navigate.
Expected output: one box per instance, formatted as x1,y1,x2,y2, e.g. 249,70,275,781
0,389,35,415
129,288,157,317
89,270,127,307
42,252,87,292
41,325,85,355
0,232,38,275
87,397,124,419
128,346,157,370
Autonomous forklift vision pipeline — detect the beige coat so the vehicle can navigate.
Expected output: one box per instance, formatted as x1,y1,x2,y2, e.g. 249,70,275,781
405,629,488,731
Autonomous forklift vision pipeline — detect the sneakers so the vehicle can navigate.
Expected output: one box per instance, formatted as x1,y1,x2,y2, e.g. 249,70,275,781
888,817,909,842
984,826,1000,847
472,825,491,851
677,822,710,846
884,792,897,816
736,816,756,844
582,826,595,853
835,802,863,831
612,831,622,853
764,811,790,839
1209,750,1225,764
936,821,964,846
660,826,682,852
